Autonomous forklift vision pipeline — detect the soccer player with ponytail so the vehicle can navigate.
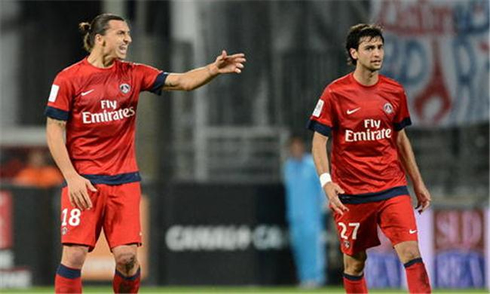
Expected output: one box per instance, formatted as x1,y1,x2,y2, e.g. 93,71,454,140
46,13,245,293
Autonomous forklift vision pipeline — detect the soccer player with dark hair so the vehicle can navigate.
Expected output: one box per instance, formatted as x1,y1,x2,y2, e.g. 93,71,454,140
45,13,245,293
307,24,431,293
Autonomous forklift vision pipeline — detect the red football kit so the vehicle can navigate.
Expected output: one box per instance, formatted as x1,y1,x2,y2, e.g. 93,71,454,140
308,73,418,254
45,57,167,249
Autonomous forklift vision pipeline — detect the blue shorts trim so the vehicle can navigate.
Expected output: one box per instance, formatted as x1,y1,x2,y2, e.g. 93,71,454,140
339,185,409,204
62,172,141,186
307,120,332,137
45,106,69,121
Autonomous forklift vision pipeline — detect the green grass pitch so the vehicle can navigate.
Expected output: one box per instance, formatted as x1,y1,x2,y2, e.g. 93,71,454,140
1,287,488,293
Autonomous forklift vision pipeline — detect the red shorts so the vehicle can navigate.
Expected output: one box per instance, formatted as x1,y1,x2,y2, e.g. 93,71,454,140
60,182,142,250
332,195,418,255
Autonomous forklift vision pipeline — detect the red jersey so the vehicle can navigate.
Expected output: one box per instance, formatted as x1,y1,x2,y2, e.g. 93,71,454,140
45,58,167,185
307,73,411,203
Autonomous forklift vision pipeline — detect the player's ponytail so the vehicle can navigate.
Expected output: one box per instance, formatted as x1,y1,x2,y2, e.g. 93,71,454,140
79,22,91,34
79,22,92,52
78,14,127,53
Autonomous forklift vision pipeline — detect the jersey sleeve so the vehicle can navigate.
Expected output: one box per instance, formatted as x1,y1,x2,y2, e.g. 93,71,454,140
134,64,168,95
306,87,336,137
393,91,412,131
44,73,74,121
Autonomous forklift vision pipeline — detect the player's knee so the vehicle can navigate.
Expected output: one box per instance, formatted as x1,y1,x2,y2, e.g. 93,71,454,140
63,247,88,268
344,254,366,275
398,244,421,262
115,252,138,272
344,260,365,275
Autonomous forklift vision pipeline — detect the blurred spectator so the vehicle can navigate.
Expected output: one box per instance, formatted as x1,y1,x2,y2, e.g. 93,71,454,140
283,135,326,288
14,149,63,188
0,148,25,179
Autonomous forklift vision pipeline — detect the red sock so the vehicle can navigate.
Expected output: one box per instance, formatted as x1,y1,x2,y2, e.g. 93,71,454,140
55,264,82,293
343,273,368,293
113,267,141,293
404,258,431,293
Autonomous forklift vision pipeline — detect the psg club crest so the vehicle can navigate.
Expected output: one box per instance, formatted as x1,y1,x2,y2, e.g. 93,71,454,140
119,83,131,94
383,102,394,114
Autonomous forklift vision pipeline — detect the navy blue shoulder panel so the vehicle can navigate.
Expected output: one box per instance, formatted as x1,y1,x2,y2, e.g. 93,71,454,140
394,117,412,131
45,106,69,121
307,120,332,137
150,72,169,95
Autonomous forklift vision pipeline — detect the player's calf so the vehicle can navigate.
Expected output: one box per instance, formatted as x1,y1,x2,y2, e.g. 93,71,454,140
342,252,369,293
112,246,141,294
403,258,431,293
56,245,88,294
395,243,431,293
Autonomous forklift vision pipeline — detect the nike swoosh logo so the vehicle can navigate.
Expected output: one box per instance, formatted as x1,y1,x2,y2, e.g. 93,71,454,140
81,89,95,96
409,229,417,234
346,107,361,115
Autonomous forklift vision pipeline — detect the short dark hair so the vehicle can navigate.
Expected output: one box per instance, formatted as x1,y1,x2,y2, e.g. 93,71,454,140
79,13,127,53
345,24,384,65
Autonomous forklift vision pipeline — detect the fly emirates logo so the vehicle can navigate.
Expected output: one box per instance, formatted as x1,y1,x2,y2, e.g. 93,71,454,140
345,119,392,142
82,100,135,124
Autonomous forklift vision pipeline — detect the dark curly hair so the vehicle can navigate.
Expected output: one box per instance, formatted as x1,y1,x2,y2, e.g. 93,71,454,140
345,24,384,65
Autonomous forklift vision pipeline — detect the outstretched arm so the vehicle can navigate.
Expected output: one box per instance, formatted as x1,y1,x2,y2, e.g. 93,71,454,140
311,132,348,215
46,117,96,210
163,50,246,91
396,129,431,214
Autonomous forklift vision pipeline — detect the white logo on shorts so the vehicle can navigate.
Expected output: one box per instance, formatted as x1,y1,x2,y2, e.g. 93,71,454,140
409,229,417,234
61,227,68,235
